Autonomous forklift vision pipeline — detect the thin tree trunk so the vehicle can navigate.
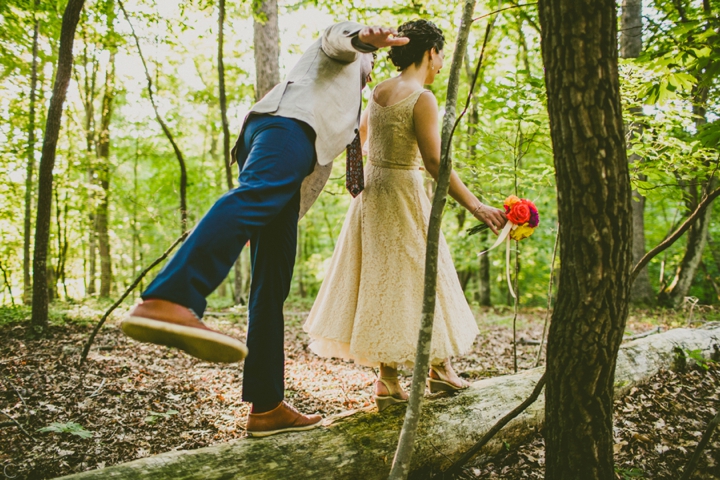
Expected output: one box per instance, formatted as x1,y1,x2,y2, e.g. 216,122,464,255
97,48,116,297
76,28,100,297
389,1,478,477
658,0,713,307
253,0,280,102
621,0,654,305
659,181,716,306
620,0,642,57
478,237,491,305
218,0,234,191
538,0,633,478
23,5,40,305
218,0,245,304
132,134,140,287
466,94,491,305
31,0,86,331
119,0,188,233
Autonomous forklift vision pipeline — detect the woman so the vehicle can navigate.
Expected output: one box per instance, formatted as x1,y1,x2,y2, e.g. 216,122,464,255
303,20,506,411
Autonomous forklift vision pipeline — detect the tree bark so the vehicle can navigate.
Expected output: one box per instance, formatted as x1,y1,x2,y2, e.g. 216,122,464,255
23,5,41,305
60,326,720,480
538,0,633,478
31,0,86,330
97,50,115,297
218,0,246,304
253,0,280,102
621,0,654,305
217,0,234,191
620,0,642,57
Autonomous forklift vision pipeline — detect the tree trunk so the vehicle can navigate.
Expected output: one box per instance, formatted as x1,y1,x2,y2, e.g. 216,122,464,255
620,0,642,57
389,2,476,478
77,28,100,297
253,0,280,102
31,0,86,330
97,50,115,297
58,326,720,480
659,70,713,307
538,0,633,478
478,240,491,305
23,7,41,306
218,0,246,305
659,180,716,307
621,0,654,305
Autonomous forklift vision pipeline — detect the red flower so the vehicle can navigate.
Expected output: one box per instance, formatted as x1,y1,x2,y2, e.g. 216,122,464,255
507,200,532,224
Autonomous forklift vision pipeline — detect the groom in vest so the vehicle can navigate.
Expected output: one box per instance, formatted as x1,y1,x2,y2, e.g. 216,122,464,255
121,23,408,437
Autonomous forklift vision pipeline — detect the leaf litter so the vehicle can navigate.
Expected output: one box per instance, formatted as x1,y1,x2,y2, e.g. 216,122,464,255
0,304,717,479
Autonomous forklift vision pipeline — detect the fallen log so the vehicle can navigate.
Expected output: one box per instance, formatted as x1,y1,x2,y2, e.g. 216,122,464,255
59,325,720,480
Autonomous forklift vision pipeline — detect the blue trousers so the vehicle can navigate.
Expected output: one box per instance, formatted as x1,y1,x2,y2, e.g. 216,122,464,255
143,114,316,405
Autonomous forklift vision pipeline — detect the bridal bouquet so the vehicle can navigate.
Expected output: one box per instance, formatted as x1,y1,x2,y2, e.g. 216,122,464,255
467,195,540,298
467,195,540,240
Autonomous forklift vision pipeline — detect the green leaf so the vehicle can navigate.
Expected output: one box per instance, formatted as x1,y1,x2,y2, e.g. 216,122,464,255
38,422,93,439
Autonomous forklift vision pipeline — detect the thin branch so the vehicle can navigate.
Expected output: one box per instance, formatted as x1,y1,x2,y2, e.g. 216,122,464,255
535,223,559,367
79,231,189,365
437,373,547,478
0,375,28,410
473,3,537,22
680,411,720,480
0,262,15,306
631,186,720,283
117,0,188,232
0,410,35,440
622,327,661,342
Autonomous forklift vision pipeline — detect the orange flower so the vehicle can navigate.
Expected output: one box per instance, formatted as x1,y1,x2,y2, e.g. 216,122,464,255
507,201,532,224
504,195,521,209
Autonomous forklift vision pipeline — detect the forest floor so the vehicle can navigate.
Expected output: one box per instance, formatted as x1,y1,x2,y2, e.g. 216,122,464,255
0,300,718,480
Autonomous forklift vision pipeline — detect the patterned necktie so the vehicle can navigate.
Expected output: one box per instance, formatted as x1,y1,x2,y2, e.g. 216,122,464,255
345,130,364,197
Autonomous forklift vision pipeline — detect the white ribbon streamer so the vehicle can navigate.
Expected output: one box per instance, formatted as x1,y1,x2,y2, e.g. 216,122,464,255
478,222,517,299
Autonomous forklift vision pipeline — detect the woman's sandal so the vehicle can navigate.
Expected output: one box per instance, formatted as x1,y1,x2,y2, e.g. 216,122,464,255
428,367,470,394
374,378,408,412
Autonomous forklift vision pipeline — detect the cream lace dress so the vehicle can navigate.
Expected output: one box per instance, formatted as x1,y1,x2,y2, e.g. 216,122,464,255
303,88,479,367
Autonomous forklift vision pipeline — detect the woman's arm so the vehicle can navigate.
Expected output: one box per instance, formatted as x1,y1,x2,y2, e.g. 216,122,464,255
359,108,369,150
414,91,506,235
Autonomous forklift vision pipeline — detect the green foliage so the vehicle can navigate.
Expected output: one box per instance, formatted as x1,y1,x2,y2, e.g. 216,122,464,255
684,348,715,371
0,0,718,311
615,466,645,479
38,422,94,439
144,409,179,424
0,305,31,326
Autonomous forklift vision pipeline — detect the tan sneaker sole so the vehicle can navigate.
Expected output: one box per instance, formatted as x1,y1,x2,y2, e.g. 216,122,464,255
246,420,322,438
121,316,248,363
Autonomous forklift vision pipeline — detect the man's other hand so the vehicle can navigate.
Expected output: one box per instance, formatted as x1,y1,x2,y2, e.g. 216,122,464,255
358,27,410,49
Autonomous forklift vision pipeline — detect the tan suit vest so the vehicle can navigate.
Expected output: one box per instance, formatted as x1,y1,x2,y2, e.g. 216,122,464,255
231,22,369,218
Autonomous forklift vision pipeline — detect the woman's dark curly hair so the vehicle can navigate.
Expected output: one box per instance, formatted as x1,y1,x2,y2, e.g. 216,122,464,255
388,20,445,71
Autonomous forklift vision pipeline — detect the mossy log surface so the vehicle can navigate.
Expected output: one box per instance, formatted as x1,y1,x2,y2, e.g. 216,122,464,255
59,325,720,480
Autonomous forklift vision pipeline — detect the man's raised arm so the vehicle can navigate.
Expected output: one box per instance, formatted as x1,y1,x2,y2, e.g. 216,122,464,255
321,22,409,63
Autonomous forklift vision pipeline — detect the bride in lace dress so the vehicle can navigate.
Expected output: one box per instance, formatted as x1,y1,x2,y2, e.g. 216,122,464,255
303,20,506,410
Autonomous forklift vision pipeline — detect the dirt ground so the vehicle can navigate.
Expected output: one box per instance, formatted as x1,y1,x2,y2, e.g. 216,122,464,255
0,302,718,479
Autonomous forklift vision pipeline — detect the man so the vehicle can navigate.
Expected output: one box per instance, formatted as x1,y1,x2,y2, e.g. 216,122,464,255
121,22,408,437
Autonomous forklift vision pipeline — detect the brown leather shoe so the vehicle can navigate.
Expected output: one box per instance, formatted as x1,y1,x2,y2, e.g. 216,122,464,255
246,401,322,437
121,299,248,363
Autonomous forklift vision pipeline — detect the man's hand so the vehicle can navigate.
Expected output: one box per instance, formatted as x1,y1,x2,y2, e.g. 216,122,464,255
358,26,409,49
473,204,507,236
